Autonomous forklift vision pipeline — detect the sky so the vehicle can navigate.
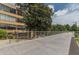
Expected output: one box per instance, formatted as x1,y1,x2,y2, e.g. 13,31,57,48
48,3,79,25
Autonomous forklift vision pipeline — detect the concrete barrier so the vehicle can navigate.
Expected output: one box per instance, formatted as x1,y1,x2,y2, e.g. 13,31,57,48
69,37,79,55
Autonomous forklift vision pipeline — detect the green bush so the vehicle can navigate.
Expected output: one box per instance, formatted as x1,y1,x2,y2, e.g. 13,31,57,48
0,29,7,39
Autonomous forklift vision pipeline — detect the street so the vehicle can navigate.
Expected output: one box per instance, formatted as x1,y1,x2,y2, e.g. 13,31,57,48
0,32,74,55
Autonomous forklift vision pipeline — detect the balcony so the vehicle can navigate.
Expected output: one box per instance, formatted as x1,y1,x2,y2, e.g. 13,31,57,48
0,3,16,9
0,20,25,26
5,29,26,33
0,10,23,18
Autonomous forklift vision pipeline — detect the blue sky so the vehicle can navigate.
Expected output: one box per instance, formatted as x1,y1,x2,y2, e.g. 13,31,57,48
52,3,68,12
48,3,79,25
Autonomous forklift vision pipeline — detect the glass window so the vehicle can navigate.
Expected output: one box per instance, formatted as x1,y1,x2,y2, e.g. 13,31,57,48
0,14,16,22
0,4,16,14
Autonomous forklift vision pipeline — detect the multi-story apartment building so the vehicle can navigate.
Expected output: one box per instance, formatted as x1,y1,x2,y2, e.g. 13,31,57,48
0,3,26,38
0,3,26,33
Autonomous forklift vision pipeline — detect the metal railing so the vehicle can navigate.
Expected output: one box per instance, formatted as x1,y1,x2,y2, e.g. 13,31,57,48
3,31,69,43
7,31,65,40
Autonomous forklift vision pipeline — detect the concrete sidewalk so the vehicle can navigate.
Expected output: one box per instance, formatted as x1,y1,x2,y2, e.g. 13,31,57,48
0,32,74,55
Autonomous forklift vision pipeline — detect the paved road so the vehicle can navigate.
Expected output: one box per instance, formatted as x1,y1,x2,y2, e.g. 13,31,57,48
0,32,74,55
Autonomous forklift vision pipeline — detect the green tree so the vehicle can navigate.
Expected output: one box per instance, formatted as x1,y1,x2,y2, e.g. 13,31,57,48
77,27,79,31
55,24,63,31
16,3,54,31
65,24,70,31
51,24,64,31
51,24,71,31
71,24,77,31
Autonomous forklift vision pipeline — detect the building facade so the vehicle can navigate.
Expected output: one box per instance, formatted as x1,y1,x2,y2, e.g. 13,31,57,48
0,3,26,39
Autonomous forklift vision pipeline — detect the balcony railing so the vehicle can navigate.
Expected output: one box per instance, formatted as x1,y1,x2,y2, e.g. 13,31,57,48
0,20,25,26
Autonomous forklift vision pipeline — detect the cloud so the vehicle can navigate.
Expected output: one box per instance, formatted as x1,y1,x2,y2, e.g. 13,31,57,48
55,9,68,16
53,3,79,25
48,5,54,11
53,11,79,25
67,4,79,11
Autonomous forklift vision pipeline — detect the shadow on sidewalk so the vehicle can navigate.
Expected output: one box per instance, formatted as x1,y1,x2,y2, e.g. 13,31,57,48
69,37,79,55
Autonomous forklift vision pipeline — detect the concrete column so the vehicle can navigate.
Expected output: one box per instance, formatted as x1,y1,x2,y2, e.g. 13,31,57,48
16,25,18,40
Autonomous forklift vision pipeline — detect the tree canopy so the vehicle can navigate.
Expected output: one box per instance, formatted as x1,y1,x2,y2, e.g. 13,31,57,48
16,3,54,31
51,24,78,31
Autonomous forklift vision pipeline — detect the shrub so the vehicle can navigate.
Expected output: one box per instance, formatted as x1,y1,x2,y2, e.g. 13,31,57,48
0,29,7,39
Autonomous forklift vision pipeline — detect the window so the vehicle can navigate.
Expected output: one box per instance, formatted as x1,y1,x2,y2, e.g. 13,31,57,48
0,14,16,22
10,8,16,14
0,4,16,14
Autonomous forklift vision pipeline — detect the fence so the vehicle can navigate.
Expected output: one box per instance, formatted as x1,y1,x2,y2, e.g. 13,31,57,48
7,31,65,39
4,31,67,43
